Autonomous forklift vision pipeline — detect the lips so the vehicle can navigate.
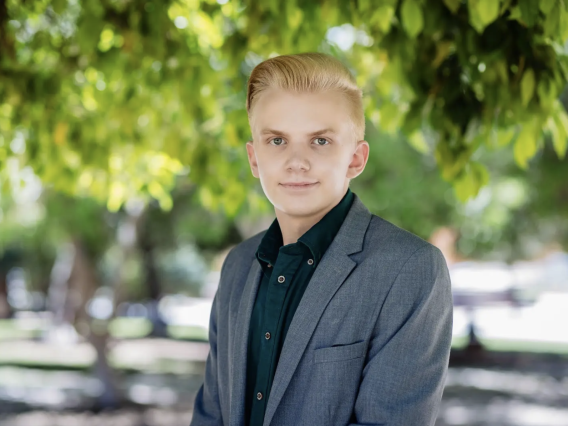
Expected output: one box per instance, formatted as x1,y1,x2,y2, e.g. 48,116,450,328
279,182,319,189
280,182,318,186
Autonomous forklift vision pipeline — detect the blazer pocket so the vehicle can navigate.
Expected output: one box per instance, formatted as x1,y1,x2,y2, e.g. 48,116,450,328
314,340,366,364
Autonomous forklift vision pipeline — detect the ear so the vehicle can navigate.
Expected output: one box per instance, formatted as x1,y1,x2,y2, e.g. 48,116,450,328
246,141,260,178
346,140,369,179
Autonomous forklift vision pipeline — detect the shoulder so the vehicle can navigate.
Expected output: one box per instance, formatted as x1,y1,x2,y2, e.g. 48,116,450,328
359,215,450,310
362,213,446,276
366,214,432,253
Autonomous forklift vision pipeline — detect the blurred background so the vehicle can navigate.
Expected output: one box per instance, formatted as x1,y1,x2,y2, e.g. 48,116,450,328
1,1,568,425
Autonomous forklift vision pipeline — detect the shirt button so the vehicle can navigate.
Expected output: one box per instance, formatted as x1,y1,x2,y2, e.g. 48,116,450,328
265,332,271,340
257,392,263,400
277,275,285,283
307,259,314,266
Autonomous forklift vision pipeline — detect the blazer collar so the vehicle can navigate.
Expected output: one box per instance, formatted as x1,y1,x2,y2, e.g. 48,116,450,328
256,188,355,266
229,193,372,426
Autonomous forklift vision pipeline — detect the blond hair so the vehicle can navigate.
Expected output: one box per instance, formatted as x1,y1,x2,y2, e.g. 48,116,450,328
246,52,365,143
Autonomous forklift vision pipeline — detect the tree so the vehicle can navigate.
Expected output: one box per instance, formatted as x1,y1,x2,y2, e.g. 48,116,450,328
1,0,567,217
0,183,240,409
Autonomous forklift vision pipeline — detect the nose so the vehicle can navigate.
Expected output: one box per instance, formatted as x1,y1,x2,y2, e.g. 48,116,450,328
284,144,310,172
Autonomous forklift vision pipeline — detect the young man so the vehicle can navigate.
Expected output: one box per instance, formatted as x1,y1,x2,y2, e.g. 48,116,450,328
190,52,453,426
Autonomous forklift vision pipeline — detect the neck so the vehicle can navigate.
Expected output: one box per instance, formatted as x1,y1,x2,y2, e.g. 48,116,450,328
275,189,348,246
276,211,327,246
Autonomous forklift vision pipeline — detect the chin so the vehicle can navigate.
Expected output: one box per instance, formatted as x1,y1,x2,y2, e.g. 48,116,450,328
269,193,326,217
281,203,322,217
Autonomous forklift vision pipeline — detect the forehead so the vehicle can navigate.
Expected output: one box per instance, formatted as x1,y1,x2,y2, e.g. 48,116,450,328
251,88,352,136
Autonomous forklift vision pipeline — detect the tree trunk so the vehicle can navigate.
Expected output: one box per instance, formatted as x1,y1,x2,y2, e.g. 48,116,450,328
46,243,75,327
46,238,123,409
0,271,11,319
137,210,168,338
70,238,123,410
0,249,20,319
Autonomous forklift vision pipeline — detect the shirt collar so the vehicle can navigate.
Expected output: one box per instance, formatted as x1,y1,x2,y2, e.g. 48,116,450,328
256,217,283,266
256,188,354,266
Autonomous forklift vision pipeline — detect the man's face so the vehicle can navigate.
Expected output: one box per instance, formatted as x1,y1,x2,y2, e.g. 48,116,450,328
246,88,368,219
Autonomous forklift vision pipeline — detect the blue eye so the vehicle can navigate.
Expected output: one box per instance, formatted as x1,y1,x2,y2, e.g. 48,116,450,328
270,138,284,146
314,138,329,145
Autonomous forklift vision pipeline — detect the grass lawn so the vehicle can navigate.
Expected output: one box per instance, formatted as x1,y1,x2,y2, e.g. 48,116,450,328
0,318,208,341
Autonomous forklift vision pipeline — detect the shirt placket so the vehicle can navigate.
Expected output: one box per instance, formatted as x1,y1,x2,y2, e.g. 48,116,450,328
250,250,303,418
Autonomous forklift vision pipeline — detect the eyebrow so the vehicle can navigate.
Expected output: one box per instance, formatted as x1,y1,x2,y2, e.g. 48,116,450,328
259,128,337,137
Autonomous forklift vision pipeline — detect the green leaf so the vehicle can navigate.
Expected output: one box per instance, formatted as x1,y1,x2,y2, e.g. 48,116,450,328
543,2,561,36
52,0,67,14
546,115,565,159
287,7,304,31
472,161,490,188
551,102,568,158
477,0,500,26
453,173,477,202
453,162,489,202
499,0,513,16
495,59,509,84
520,68,535,106
107,181,126,212
560,7,568,40
379,103,403,133
371,5,396,32
443,0,461,14
401,0,424,38
408,131,429,153
514,121,539,169
431,41,454,68
495,128,516,148
540,0,556,15
537,79,557,111
508,6,523,21
518,0,540,27
468,0,489,33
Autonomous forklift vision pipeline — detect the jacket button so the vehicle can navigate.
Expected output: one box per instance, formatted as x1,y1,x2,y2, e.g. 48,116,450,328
307,259,314,265
265,332,271,340
277,275,285,283
257,392,263,400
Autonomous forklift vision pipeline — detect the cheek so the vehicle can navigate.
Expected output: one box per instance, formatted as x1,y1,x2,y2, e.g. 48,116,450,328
256,152,280,179
319,153,350,176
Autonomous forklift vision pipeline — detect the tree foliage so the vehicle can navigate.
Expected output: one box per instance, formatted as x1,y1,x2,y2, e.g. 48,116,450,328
1,0,567,214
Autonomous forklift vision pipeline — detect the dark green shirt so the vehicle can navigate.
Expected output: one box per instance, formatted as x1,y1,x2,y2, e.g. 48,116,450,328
244,188,355,426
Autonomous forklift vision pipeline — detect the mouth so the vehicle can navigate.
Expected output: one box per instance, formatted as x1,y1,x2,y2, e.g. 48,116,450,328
279,182,319,190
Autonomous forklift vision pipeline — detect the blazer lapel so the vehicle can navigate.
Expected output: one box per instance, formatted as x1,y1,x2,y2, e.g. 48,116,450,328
230,259,262,426
262,195,372,426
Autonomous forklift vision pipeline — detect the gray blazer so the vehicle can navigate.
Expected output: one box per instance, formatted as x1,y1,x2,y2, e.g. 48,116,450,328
190,194,453,426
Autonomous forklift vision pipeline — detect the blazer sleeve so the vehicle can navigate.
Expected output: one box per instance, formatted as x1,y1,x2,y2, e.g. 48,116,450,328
189,249,234,426
348,244,453,426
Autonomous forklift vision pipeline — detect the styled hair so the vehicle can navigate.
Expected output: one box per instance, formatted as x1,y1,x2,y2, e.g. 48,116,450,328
246,52,365,142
